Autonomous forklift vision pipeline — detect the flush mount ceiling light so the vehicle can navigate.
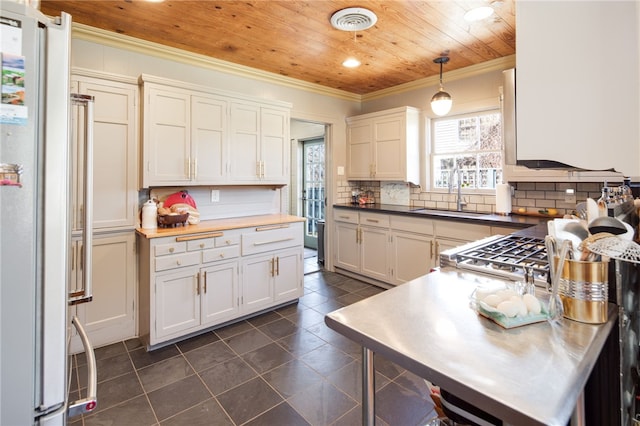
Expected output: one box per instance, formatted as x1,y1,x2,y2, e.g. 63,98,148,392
342,57,361,68
464,6,494,22
330,7,378,31
431,56,453,116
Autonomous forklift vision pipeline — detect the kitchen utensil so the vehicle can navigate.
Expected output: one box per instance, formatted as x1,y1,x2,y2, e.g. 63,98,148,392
588,216,627,235
546,237,569,322
575,202,587,220
563,221,589,241
586,198,599,223
583,236,640,264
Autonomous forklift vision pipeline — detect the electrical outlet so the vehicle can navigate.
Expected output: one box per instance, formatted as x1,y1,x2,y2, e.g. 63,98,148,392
211,189,220,202
564,188,576,204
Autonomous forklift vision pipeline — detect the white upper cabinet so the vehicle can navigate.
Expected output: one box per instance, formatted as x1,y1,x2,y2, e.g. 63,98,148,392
346,106,420,184
71,75,138,231
228,102,290,184
140,74,291,187
515,1,639,179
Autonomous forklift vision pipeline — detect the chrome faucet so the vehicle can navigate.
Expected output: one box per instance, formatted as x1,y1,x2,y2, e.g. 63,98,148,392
448,167,467,212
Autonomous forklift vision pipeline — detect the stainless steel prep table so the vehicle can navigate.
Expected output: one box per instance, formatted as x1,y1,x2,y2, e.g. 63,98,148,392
325,269,617,426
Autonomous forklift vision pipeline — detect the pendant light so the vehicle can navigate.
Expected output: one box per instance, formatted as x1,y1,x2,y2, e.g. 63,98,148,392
431,56,452,116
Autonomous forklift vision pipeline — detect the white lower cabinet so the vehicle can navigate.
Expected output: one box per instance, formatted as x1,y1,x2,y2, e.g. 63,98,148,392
334,208,497,286
241,247,302,315
138,220,303,348
390,231,434,285
70,232,137,353
155,267,201,340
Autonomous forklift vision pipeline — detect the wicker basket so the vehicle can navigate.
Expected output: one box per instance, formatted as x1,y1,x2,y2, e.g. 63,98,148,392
157,213,189,228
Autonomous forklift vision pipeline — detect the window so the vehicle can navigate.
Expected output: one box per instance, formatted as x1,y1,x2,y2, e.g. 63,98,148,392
431,110,502,191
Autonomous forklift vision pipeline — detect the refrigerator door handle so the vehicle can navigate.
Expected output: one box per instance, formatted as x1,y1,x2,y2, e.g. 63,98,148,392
67,316,97,417
69,94,94,305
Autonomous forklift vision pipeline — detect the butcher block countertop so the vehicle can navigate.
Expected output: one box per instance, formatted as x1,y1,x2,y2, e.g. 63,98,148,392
136,214,305,239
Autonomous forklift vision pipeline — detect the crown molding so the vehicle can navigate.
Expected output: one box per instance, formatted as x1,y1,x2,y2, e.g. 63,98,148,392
72,23,362,103
72,23,515,104
361,55,516,102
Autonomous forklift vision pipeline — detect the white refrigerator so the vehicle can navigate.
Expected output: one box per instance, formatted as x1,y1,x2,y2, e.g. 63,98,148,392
0,1,97,424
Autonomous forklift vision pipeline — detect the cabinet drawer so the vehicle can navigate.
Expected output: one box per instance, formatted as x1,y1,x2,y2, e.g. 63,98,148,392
390,215,433,235
154,241,187,256
242,223,303,255
215,233,240,247
187,238,215,251
202,246,240,263
334,211,358,224
359,212,389,228
155,251,200,272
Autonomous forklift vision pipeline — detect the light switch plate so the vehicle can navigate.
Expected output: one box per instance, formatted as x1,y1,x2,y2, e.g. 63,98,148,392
337,166,345,176
564,188,576,204
211,189,220,202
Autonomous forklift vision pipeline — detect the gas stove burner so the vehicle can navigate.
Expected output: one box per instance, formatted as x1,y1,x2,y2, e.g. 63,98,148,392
447,234,550,287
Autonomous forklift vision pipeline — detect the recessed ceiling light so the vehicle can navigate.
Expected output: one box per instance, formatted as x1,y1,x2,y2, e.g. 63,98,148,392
342,58,361,68
464,6,494,22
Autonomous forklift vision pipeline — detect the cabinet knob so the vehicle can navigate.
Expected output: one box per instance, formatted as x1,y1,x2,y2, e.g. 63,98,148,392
219,253,225,258
200,243,205,248
169,247,175,253
225,240,231,245
176,260,182,266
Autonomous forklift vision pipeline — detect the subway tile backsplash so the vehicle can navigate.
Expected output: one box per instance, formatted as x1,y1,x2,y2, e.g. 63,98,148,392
336,180,616,216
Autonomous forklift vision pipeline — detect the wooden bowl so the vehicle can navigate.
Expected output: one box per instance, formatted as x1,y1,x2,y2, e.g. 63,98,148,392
157,213,189,228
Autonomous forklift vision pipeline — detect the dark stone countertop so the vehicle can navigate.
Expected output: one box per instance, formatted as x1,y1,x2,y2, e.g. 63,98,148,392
333,203,548,229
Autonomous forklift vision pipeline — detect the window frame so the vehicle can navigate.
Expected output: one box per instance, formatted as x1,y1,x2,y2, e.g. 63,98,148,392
429,108,503,195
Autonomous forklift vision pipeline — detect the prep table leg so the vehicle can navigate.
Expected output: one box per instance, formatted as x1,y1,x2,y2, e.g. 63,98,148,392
570,391,585,426
362,347,375,426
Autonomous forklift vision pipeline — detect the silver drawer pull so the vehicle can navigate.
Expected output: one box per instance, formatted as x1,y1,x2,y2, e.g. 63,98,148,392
256,224,290,232
176,232,223,242
339,215,350,219
253,237,295,246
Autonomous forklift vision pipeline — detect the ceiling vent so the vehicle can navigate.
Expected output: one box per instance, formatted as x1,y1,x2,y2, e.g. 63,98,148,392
330,7,378,31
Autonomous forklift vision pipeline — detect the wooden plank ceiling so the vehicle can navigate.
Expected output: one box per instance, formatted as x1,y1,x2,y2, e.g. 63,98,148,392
40,0,516,95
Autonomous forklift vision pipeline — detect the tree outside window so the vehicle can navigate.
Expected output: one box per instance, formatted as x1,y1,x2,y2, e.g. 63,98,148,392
432,111,502,191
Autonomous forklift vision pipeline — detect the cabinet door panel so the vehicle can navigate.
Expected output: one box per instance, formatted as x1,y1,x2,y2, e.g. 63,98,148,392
146,88,191,184
392,232,433,285
73,78,138,230
71,233,136,353
261,108,288,182
346,121,373,179
155,268,200,339
229,103,260,182
360,226,389,281
334,222,360,272
192,95,227,183
201,261,239,325
274,248,302,302
241,254,274,314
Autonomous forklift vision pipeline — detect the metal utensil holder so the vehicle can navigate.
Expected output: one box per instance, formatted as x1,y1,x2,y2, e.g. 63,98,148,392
554,257,609,324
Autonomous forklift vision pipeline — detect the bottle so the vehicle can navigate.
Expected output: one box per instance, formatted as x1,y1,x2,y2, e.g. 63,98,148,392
141,199,158,229
596,186,609,217
621,177,633,202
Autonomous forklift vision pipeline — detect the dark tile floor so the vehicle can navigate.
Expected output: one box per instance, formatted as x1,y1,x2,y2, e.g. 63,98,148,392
68,253,438,426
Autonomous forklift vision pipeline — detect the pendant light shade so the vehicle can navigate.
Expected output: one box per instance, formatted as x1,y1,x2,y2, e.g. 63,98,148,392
431,56,452,116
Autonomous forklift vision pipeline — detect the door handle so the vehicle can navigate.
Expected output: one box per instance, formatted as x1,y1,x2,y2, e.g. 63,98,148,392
67,317,97,417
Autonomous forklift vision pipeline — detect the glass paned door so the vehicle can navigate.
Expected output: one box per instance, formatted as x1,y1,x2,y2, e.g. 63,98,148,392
302,139,325,249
